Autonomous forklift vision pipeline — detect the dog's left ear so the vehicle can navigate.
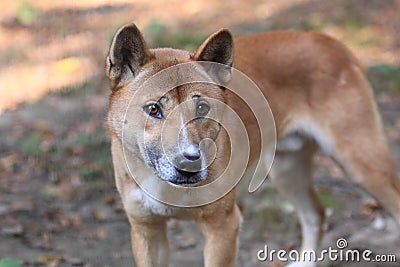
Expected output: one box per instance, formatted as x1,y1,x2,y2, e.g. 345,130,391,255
106,22,153,90
194,29,233,84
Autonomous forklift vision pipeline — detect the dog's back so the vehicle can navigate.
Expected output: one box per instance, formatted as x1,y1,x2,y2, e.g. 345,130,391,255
232,31,400,261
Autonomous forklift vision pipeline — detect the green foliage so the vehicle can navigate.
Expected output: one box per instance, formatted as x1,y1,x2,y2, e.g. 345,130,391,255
172,30,207,50
78,167,102,182
367,64,400,93
74,133,91,146
144,20,168,47
144,20,207,50
0,258,23,267
20,131,42,157
4,49,27,65
304,16,323,32
76,138,113,182
344,14,362,32
317,191,345,212
251,194,297,238
17,0,40,26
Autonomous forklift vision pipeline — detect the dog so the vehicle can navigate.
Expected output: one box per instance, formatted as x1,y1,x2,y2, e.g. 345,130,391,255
105,22,400,267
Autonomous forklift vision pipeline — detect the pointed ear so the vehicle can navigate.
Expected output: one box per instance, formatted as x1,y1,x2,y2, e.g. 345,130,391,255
195,29,234,66
194,29,234,84
105,22,152,90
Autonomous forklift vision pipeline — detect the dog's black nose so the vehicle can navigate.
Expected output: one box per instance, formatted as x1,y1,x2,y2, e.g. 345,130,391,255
175,144,202,172
182,144,201,161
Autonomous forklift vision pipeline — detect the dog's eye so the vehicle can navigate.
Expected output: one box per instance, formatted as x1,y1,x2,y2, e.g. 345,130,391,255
144,103,163,119
196,102,210,117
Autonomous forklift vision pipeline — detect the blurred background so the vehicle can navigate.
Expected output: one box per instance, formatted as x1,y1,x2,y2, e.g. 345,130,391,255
0,0,399,266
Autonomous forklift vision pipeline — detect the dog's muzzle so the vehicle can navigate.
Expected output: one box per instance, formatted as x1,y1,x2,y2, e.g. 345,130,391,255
170,144,206,185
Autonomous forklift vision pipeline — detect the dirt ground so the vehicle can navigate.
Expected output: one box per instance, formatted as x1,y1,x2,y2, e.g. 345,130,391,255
1,0,400,266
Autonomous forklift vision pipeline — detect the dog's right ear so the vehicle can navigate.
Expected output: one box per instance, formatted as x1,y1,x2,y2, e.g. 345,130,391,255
106,23,152,90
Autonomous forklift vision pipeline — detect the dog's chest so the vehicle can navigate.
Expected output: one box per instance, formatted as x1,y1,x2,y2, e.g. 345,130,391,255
125,188,190,219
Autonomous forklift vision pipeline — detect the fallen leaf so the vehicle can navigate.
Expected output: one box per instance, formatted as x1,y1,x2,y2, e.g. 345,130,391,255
36,255,63,266
361,202,381,215
113,202,124,213
91,211,109,221
70,214,83,228
0,153,20,172
102,194,115,205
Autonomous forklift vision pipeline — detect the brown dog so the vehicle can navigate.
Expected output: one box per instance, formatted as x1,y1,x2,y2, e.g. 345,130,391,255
106,22,400,267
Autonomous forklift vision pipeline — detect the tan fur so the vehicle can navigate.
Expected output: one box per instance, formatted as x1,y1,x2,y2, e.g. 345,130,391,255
106,23,400,267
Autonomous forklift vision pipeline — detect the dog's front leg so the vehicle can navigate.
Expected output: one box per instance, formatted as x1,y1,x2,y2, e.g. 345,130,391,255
128,218,169,267
196,202,241,267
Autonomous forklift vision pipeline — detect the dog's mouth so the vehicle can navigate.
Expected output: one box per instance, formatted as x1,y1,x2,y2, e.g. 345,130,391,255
146,149,208,187
168,168,207,186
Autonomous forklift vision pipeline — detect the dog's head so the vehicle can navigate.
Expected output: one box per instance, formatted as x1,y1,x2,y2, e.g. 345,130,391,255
106,23,233,186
